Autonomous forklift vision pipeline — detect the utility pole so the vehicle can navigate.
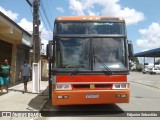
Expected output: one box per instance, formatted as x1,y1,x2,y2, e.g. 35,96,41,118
26,0,41,93
32,0,41,93
33,0,40,62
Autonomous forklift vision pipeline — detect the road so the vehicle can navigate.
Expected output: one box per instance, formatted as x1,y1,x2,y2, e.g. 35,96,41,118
41,72,160,119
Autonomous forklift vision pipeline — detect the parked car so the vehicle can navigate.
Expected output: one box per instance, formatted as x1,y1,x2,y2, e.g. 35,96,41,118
142,67,153,74
150,67,160,74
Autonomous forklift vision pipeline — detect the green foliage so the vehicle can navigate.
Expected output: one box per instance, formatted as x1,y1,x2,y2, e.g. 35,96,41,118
136,63,143,71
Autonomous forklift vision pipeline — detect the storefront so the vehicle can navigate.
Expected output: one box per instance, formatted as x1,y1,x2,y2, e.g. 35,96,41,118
0,11,32,84
0,40,12,65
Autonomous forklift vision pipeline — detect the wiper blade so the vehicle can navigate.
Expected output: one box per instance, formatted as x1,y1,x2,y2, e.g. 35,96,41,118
65,64,77,69
93,55,112,75
70,64,86,76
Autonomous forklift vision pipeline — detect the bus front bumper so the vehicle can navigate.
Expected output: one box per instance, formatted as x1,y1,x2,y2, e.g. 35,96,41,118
52,89,130,105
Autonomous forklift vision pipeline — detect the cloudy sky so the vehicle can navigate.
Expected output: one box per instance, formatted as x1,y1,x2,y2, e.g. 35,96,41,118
0,0,160,56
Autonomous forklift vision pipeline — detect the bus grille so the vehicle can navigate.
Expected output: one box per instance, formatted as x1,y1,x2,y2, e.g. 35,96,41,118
72,84,112,90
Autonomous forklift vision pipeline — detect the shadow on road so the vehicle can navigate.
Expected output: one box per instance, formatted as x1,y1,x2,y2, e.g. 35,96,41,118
26,86,125,116
41,100,124,117
27,86,49,111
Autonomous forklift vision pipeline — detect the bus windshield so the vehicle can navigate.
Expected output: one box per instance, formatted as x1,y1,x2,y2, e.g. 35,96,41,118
55,37,127,71
55,22,125,35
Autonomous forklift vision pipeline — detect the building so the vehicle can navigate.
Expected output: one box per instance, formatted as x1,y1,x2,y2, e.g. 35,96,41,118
0,11,32,84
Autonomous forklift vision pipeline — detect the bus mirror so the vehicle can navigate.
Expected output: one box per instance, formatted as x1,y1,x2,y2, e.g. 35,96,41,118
47,43,53,60
128,41,133,58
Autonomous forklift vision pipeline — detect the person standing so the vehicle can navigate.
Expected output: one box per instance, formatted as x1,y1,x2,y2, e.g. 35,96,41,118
0,59,12,95
19,60,32,92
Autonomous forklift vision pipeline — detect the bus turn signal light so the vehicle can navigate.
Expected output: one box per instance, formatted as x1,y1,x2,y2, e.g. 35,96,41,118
57,95,69,99
116,94,127,98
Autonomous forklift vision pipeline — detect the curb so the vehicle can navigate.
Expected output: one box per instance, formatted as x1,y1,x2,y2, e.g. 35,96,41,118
130,81,160,89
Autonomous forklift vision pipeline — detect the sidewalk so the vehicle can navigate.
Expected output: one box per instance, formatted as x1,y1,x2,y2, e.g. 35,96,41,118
0,80,49,111
128,71,160,89
1,72,159,111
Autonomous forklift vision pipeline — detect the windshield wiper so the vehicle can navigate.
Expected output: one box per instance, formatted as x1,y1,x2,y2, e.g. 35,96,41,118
70,55,112,75
93,55,112,75
70,64,86,76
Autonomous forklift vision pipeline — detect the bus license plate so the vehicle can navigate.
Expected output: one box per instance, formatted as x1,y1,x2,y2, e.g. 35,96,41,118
86,94,99,98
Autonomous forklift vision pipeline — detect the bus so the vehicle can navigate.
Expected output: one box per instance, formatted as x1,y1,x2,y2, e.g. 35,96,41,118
47,16,133,105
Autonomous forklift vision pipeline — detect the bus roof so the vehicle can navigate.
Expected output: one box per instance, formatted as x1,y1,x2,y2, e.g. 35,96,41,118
55,16,125,21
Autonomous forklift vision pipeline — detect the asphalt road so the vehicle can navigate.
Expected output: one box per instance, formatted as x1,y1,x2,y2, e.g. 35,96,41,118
41,72,160,119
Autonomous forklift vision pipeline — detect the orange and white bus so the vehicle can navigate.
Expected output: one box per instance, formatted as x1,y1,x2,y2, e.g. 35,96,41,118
47,16,133,105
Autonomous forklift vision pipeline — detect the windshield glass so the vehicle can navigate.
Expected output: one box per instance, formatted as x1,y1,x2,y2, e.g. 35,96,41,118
56,38,90,71
55,22,125,35
92,38,127,71
55,38,127,71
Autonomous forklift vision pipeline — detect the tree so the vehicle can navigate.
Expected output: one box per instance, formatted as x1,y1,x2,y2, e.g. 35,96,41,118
136,63,143,71
129,57,143,72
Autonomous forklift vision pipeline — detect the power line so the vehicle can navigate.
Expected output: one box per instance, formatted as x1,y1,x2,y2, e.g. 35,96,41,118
40,0,53,31
39,11,53,38
44,0,54,23
26,0,32,7
26,0,53,39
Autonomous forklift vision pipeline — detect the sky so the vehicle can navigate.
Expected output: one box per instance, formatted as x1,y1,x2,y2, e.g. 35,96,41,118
0,0,160,63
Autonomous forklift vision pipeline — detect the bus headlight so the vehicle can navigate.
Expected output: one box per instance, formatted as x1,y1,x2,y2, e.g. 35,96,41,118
56,84,72,90
112,83,129,89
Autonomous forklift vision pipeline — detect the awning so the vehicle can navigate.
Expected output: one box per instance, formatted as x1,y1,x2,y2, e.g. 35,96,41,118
0,11,31,45
134,48,160,57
